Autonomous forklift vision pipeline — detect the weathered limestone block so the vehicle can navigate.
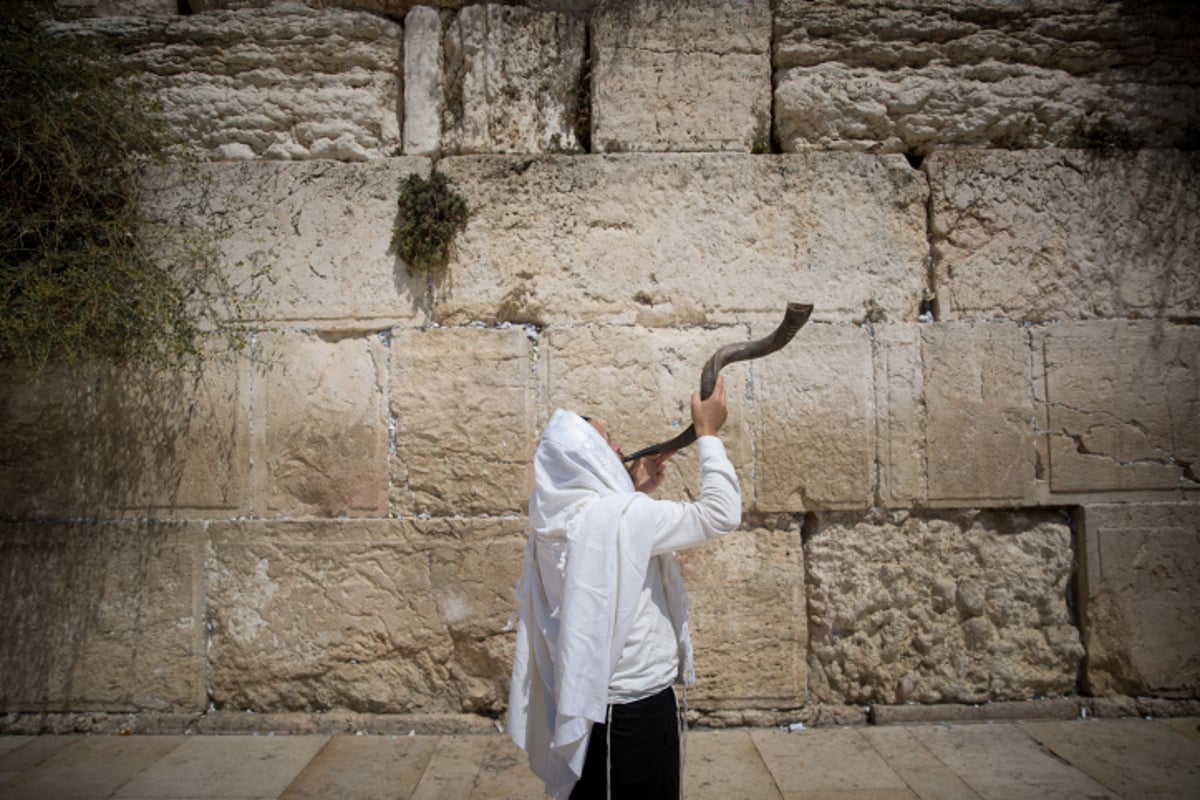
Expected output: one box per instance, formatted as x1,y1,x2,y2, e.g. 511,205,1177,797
188,0,460,14
753,323,874,512
140,160,430,326
542,324,752,504
1035,321,1200,496
773,0,1200,152
1078,503,1200,697
390,326,535,516
207,519,522,713
0,522,206,713
0,352,249,519
403,5,442,156
252,332,389,517
922,322,1037,507
439,5,587,154
436,154,928,325
806,510,1084,705
592,0,771,152
62,7,403,161
929,150,1200,322
873,323,925,506
678,518,806,709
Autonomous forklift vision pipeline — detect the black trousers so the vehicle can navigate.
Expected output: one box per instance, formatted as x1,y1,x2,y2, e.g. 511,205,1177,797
569,686,680,800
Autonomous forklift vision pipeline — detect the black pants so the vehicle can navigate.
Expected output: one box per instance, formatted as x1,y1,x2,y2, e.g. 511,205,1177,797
569,686,680,800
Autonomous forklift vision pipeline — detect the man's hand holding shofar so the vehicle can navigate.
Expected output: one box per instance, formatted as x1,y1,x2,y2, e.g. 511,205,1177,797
629,375,729,494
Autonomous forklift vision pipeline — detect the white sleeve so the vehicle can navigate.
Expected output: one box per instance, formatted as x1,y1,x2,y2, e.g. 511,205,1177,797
646,435,742,556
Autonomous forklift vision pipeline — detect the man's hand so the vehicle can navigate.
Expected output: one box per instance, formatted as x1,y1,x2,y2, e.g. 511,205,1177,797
628,450,674,494
692,374,728,437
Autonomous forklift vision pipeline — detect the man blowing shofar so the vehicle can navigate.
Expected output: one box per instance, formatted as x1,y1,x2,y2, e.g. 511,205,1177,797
507,375,740,799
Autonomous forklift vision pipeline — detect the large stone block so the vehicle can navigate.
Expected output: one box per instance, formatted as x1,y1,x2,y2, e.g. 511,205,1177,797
773,1,1200,153
929,150,1200,322
1035,321,1200,496
873,323,925,507
207,519,522,713
436,154,928,325
0,522,206,713
140,160,430,326
591,0,771,153
252,332,389,517
390,326,535,516
541,324,752,504
438,5,587,155
0,352,249,519
753,323,874,512
806,510,1084,705
678,519,806,709
1078,503,1200,697
923,322,1037,507
60,7,403,160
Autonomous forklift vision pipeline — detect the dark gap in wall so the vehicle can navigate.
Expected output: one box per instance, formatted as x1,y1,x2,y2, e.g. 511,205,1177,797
904,151,924,169
1063,506,1089,696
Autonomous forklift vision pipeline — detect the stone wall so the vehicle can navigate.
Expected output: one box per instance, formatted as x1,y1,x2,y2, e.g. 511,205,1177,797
2,0,1198,728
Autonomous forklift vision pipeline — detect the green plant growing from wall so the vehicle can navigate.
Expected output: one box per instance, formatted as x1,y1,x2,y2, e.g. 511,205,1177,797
391,170,470,273
0,11,248,371
1069,117,1145,155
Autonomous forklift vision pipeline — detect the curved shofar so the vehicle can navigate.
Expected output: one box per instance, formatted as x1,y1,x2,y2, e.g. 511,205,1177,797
622,303,813,463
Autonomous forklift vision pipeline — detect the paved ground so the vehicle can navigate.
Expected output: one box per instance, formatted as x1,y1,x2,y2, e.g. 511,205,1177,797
1,717,1198,799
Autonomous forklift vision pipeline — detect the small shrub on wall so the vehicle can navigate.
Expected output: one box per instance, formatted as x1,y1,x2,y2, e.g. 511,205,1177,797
0,10,247,371
391,170,470,274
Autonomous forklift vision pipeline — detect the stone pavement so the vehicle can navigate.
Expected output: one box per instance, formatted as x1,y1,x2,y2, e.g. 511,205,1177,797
1,717,1198,799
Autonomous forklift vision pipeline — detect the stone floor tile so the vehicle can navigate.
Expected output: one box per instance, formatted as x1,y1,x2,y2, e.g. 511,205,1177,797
1023,719,1200,799
278,735,436,800
906,724,1116,800
0,736,33,757
1157,716,1200,743
685,729,782,800
860,726,982,800
468,735,543,799
112,735,329,799
409,735,490,800
749,728,915,799
0,735,186,800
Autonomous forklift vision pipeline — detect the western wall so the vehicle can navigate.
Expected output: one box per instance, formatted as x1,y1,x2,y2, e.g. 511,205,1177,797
1,0,1198,734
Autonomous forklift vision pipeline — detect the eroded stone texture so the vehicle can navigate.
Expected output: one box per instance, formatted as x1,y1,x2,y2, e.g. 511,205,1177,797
252,332,389,517
1036,321,1200,496
0,522,206,712
390,326,534,516
542,324,752,504
441,5,587,154
923,322,1036,507
774,0,1200,152
207,519,521,713
1078,503,1200,697
874,324,925,507
753,323,874,512
59,7,402,161
436,154,928,325
679,518,806,709
806,510,1084,705
592,0,771,153
403,5,443,156
140,159,430,326
929,150,1200,322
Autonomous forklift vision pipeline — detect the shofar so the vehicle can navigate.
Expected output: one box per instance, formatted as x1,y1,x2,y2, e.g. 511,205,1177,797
622,303,813,463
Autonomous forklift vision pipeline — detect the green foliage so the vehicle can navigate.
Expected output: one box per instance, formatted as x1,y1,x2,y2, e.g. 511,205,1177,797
0,13,244,371
391,170,470,273
1069,117,1144,155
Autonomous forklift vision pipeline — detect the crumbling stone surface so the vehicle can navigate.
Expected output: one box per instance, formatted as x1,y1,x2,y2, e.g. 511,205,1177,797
1036,321,1200,496
436,153,928,325
929,149,1200,322
773,0,1200,152
207,519,522,714
806,510,1084,705
440,5,587,154
592,0,771,152
58,7,403,161
0,522,206,713
1078,503,1200,697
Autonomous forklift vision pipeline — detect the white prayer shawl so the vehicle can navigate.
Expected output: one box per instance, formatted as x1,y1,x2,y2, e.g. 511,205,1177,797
507,409,694,800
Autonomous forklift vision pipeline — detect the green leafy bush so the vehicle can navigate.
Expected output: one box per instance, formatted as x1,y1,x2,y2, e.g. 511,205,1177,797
0,13,244,370
391,170,470,273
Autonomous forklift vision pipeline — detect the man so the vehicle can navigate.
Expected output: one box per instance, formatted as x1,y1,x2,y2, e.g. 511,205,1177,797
508,376,741,799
